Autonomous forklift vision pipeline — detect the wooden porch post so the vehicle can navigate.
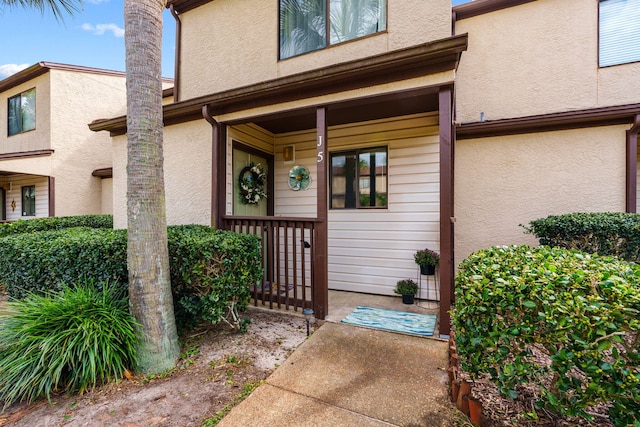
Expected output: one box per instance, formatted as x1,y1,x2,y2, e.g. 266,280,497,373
203,105,226,229
48,176,55,217
314,107,329,320
626,114,639,213
438,87,454,337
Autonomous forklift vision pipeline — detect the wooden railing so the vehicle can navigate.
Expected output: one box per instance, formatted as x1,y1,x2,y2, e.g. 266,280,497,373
221,215,320,312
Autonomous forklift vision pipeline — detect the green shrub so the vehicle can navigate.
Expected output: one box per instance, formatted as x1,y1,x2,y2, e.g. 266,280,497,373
523,212,640,262
167,225,261,331
0,282,138,409
0,225,261,331
0,227,128,299
0,214,113,238
453,245,640,425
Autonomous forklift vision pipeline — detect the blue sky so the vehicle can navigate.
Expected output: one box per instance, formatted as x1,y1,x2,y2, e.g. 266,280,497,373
0,0,472,80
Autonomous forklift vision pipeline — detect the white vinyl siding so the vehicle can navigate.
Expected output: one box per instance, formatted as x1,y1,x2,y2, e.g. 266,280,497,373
275,113,440,298
0,175,49,220
599,0,640,67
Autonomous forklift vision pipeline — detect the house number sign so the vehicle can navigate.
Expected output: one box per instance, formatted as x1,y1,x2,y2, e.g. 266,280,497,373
317,136,324,163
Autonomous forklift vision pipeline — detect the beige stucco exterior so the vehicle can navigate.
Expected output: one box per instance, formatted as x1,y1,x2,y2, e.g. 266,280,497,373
0,74,52,154
454,125,628,266
455,0,640,123
110,120,212,230
0,65,127,219
177,0,452,101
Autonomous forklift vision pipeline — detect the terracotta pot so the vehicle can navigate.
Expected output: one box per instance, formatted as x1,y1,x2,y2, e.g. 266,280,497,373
456,381,472,415
451,380,460,402
468,396,483,426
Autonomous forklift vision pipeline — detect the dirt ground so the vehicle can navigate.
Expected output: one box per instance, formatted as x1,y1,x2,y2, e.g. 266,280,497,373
0,306,309,427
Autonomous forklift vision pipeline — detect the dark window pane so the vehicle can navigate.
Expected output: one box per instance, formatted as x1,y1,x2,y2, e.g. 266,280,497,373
22,185,35,216
331,147,387,209
8,96,20,136
280,0,327,59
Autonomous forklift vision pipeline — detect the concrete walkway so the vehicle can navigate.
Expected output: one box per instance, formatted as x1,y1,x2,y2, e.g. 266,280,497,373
218,321,455,427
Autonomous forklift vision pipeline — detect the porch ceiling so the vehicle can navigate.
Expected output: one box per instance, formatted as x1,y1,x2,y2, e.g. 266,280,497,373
239,87,441,134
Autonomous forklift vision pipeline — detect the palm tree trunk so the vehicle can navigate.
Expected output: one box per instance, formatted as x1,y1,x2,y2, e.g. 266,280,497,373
124,0,179,374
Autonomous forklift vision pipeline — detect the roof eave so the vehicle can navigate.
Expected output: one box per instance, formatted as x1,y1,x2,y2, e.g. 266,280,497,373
90,34,468,136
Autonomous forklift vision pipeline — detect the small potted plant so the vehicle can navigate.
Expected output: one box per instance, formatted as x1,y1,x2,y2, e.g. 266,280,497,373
394,279,419,304
414,248,439,276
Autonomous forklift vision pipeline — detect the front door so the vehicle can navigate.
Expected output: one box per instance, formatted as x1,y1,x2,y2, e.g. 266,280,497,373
232,144,271,216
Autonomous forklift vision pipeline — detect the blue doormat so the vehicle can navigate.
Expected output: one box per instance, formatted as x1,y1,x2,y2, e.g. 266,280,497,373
341,306,436,337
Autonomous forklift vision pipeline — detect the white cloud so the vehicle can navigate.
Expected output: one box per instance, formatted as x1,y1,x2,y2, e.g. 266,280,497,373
0,63,30,79
82,23,125,38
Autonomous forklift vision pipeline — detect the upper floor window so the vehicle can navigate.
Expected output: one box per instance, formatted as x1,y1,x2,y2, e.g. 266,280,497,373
279,0,387,60
599,0,640,67
330,147,387,209
8,89,36,136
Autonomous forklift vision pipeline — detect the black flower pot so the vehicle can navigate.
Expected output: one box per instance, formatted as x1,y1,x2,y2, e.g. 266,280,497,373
420,264,436,276
402,294,415,305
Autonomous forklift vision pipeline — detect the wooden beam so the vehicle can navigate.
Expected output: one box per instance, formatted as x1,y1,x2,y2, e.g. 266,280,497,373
314,107,329,320
439,87,454,337
48,176,55,217
203,105,224,228
627,115,640,213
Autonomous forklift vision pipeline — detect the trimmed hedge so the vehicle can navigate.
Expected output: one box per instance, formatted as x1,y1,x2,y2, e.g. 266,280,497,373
523,212,640,262
453,245,640,426
0,227,128,298
0,225,261,330
0,214,113,238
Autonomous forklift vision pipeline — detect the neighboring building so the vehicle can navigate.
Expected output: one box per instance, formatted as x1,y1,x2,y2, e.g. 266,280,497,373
0,63,129,219
90,0,640,335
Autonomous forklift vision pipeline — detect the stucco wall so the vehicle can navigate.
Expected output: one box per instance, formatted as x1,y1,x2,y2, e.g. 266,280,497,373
49,69,126,217
454,125,628,266
0,73,52,154
178,0,452,100
101,178,113,215
455,0,640,123
111,121,212,229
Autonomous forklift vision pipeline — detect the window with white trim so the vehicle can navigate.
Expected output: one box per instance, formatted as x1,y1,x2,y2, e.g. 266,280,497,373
599,0,640,67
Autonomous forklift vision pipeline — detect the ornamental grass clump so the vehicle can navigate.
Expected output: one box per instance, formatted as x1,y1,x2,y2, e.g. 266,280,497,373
453,245,640,426
0,282,138,409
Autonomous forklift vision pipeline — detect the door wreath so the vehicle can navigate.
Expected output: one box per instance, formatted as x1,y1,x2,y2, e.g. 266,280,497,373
238,163,267,205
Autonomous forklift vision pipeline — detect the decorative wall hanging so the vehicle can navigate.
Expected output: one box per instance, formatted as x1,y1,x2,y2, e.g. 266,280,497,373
238,163,267,205
11,200,16,211
283,145,295,164
288,165,311,191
